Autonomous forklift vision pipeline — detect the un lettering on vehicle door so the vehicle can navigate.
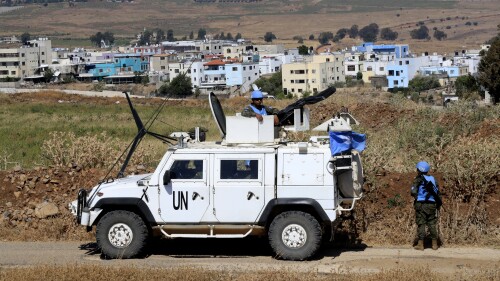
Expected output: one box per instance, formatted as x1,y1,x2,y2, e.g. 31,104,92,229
159,155,210,223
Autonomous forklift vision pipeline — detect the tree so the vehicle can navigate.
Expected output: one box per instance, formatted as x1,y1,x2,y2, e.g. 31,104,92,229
139,29,153,46
43,68,54,83
409,76,440,92
154,29,165,44
309,34,315,40
359,23,379,42
348,25,359,38
454,74,479,98
356,72,363,80
380,28,398,40
197,28,206,40
90,32,103,47
336,28,349,40
264,32,276,42
410,25,430,40
159,73,192,97
235,33,242,40
102,31,115,46
477,37,500,104
433,30,447,41
20,32,30,44
167,29,174,41
253,71,282,97
318,32,333,44
90,32,114,47
189,31,194,39
226,32,233,40
298,45,309,55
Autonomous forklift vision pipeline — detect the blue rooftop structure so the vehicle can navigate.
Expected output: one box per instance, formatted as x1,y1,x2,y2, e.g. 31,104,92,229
80,53,149,81
354,43,409,59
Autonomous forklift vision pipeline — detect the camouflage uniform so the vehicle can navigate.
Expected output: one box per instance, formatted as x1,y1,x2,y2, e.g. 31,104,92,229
411,175,439,240
241,105,279,118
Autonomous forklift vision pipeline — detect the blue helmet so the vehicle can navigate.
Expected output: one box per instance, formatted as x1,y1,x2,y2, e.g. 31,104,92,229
416,161,430,173
251,90,264,99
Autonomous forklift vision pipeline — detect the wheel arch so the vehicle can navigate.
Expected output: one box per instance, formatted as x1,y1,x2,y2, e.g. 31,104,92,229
257,198,331,229
92,198,157,228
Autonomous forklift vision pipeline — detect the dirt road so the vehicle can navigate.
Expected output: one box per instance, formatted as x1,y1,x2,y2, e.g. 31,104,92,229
1,240,498,274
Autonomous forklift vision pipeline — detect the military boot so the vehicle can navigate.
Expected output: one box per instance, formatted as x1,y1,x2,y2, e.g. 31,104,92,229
414,240,424,251
432,239,438,250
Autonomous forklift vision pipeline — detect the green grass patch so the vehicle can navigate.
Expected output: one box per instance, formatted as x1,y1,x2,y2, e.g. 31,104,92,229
0,95,219,168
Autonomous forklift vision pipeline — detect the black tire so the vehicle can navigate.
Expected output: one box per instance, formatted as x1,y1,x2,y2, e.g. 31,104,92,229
268,211,322,261
96,210,149,259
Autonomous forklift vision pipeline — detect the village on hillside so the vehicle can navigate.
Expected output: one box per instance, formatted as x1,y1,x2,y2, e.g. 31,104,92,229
0,34,494,104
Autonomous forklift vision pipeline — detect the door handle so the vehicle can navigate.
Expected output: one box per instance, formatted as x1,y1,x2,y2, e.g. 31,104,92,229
192,192,204,200
247,191,259,200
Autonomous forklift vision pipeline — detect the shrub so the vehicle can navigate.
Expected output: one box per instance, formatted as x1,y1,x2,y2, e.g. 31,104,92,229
92,81,105,92
410,25,430,40
264,31,276,42
41,131,155,170
380,28,398,40
359,23,379,42
387,194,405,208
409,76,440,92
433,30,447,41
440,137,500,202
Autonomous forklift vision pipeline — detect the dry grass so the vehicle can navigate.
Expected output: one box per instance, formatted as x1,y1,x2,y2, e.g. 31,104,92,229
41,131,160,171
0,264,498,281
0,214,94,242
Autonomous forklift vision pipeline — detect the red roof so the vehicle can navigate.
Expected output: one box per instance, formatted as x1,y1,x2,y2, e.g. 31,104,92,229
203,59,226,66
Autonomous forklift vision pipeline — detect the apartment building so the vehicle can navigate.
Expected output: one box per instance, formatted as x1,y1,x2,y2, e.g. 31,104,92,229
150,54,174,73
282,52,345,97
225,62,260,93
344,52,364,77
0,38,52,79
258,55,283,75
223,44,247,60
252,44,285,55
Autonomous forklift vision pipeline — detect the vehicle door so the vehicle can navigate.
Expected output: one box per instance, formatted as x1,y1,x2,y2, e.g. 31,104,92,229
213,154,265,223
159,155,210,223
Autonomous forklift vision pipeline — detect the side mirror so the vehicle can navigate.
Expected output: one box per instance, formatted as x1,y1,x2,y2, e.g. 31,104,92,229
163,171,171,185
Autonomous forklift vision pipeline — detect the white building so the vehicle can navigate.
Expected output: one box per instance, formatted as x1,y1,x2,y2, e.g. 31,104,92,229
0,38,52,79
225,62,260,93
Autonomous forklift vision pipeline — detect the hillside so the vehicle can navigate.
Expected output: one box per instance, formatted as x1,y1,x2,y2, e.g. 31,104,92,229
0,0,499,53
0,90,498,247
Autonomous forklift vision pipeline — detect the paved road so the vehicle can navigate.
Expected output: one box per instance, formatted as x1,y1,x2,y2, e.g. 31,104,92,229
0,88,143,98
1,240,498,274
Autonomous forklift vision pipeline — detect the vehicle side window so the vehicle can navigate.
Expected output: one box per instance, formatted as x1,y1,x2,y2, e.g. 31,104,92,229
220,160,258,179
170,160,203,180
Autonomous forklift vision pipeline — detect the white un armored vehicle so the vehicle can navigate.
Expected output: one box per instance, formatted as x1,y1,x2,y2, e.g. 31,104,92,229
70,88,364,260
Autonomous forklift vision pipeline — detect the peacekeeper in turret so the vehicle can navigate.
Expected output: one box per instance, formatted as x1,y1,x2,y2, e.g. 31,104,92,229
411,161,442,251
241,90,280,125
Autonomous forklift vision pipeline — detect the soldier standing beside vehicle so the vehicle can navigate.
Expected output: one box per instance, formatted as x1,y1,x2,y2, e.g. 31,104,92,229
241,90,279,125
411,161,442,251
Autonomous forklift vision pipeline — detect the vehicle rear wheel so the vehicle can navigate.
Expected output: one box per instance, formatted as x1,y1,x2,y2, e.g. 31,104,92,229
268,211,322,260
96,210,149,259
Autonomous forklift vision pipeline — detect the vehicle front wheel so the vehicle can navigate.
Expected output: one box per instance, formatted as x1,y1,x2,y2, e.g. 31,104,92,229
268,211,322,261
96,210,149,259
